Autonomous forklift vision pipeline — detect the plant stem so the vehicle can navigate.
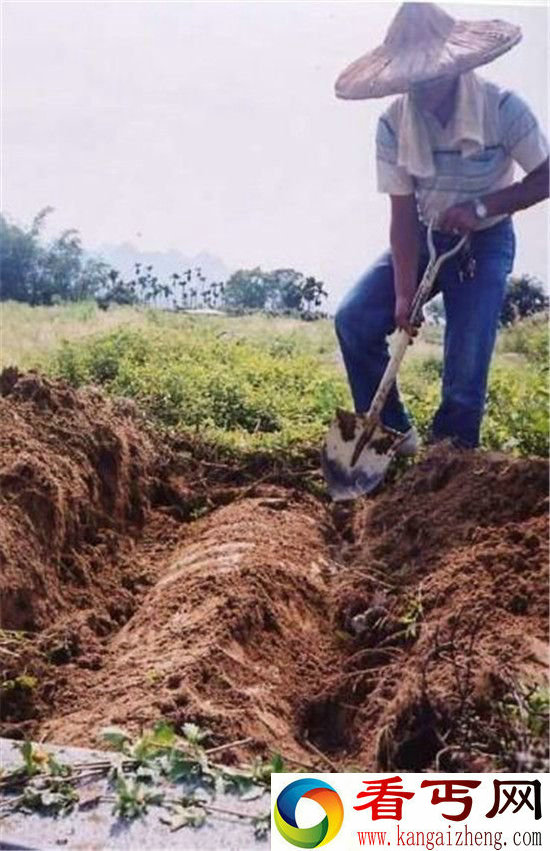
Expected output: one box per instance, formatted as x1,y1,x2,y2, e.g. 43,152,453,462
205,737,253,756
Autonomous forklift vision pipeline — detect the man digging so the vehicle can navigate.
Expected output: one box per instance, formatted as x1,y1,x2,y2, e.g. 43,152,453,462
331,2,548,474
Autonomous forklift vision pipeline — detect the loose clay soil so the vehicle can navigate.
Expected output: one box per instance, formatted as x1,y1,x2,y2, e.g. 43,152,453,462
1,369,548,772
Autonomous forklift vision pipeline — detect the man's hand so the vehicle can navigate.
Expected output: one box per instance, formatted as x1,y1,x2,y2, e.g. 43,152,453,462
395,293,418,339
437,202,477,234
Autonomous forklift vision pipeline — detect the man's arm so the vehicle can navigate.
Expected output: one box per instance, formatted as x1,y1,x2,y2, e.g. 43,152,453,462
437,157,549,234
483,156,549,216
390,194,421,336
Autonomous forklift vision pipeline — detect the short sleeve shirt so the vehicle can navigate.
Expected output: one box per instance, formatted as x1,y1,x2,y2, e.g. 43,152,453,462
375,79,549,229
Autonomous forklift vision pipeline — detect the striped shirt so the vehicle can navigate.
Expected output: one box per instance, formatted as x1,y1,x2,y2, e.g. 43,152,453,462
376,77,549,230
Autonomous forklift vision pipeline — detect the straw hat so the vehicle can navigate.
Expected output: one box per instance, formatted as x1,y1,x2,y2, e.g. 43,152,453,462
335,2,521,100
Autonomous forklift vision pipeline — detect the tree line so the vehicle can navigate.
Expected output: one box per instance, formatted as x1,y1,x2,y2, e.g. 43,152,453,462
0,209,328,319
1,208,547,324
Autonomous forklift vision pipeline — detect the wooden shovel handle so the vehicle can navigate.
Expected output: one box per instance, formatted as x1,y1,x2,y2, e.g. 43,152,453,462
366,231,468,425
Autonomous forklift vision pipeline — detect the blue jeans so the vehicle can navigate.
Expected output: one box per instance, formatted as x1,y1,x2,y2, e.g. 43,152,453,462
334,217,516,448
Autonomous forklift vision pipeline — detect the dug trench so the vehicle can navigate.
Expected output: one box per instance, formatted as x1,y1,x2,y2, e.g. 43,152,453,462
1,370,548,772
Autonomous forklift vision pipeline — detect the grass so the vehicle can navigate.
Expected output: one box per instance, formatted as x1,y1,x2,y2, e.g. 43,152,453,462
1,301,148,370
0,301,339,370
497,312,548,363
1,301,548,459
1,299,441,371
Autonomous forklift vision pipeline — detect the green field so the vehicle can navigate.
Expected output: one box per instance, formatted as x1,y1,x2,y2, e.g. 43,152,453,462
1,300,548,458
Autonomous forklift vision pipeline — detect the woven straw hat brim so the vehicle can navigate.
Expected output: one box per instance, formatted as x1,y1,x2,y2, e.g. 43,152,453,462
335,19,522,100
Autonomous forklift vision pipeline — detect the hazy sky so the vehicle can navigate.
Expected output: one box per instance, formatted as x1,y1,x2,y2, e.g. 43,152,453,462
2,1,549,304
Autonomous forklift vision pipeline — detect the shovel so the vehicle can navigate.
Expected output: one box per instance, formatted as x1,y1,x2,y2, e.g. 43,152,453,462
322,223,467,501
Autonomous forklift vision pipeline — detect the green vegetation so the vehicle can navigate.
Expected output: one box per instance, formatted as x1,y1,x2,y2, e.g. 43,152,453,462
0,300,151,369
400,313,548,457
499,275,549,326
1,208,327,317
1,302,548,459
495,682,550,744
398,590,424,641
48,316,349,456
0,723,276,836
491,682,550,772
498,312,548,362
0,208,113,306
8,207,547,324
1,674,38,693
223,267,327,317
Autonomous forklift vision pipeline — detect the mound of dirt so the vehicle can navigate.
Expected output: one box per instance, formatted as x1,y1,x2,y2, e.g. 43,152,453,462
352,446,547,575
0,368,157,632
39,490,342,759
333,446,548,771
1,372,548,772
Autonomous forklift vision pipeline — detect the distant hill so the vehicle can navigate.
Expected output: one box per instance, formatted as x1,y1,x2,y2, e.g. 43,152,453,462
90,242,230,285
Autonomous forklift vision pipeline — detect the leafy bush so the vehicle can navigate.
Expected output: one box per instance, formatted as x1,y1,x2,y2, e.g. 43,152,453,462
51,324,349,455
54,329,151,386
500,276,548,327
482,363,548,456
498,314,548,368
400,354,548,457
46,312,549,460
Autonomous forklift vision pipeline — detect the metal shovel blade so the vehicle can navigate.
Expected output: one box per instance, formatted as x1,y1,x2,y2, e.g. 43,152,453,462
321,409,406,501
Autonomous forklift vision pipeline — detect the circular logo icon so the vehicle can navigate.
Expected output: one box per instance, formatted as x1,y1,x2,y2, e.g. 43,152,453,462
274,778,344,848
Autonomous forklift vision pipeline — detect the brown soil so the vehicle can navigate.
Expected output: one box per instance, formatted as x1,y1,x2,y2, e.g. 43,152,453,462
1,370,548,772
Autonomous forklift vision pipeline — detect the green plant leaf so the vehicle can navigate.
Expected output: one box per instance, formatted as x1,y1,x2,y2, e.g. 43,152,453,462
101,727,131,751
